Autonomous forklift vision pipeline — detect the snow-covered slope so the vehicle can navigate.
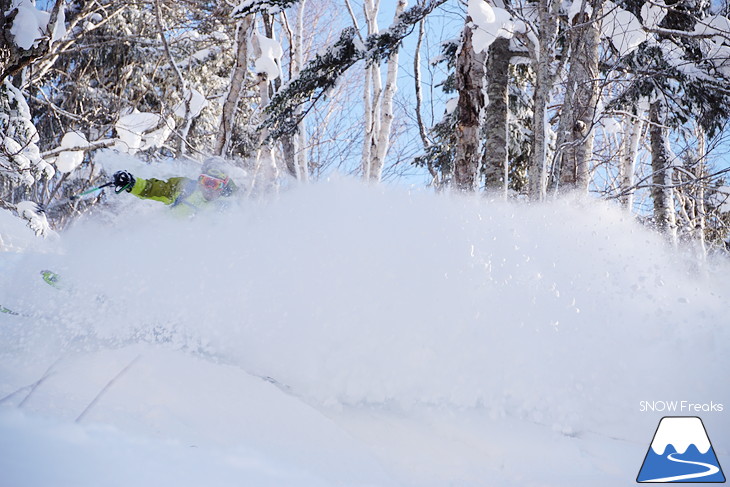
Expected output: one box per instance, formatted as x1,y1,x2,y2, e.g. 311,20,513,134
1,179,728,486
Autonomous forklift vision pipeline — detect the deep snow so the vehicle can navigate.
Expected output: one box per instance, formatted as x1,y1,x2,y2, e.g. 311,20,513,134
1,176,728,486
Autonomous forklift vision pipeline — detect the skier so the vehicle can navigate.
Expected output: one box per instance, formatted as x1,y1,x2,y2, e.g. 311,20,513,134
112,159,238,216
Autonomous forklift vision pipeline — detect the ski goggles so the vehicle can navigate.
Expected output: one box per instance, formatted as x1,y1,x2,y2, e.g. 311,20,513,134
198,173,229,191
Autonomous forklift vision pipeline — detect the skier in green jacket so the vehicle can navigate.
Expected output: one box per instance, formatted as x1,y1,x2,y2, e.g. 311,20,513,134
112,159,238,216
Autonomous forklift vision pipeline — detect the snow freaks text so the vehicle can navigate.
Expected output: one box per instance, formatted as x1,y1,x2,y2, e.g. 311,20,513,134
639,401,724,413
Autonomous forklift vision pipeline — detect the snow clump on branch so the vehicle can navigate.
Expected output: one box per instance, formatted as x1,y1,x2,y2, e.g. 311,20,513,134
253,32,284,80
467,0,526,54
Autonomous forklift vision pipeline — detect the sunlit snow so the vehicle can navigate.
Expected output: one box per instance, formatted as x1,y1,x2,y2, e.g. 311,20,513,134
1,178,728,486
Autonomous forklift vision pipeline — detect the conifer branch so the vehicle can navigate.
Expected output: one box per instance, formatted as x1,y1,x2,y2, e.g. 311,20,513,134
261,0,447,141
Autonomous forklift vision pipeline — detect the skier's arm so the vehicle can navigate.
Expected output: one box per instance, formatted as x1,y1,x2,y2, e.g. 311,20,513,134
129,177,189,205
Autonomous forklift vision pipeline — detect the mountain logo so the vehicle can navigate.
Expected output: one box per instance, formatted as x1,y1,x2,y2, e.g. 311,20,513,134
637,416,726,483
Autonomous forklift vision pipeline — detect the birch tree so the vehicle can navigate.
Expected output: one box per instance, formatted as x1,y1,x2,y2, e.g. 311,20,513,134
617,108,645,210
453,17,487,191
279,1,309,181
215,16,254,158
528,0,561,201
1,0,64,236
483,37,511,195
649,100,678,243
555,0,602,192
251,15,284,190
262,0,447,146
674,129,708,256
360,0,407,182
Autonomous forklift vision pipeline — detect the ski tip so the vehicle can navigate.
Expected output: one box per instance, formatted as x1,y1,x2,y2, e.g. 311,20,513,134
1,305,19,316
40,270,61,289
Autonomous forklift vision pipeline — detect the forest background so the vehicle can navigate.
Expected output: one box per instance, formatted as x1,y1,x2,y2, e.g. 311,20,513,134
2,0,730,253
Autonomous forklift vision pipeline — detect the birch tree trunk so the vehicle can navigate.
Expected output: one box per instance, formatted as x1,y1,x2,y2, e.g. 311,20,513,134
675,126,707,258
215,16,253,157
693,128,707,257
369,0,405,182
361,0,405,182
618,111,643,210
483,37,511,196
279,2,309,181
154,0,192,157
293,1,308,181
649,100,677,244
556,0,602,192
529,0,560,200
251,19,280,191
453,19,486,192
361,0,380,180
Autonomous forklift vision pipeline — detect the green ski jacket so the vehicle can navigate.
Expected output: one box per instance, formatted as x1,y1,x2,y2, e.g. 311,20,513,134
129,176,217,217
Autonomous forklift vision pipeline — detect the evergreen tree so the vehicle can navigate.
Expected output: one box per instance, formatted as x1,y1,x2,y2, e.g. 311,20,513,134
605,0,730,242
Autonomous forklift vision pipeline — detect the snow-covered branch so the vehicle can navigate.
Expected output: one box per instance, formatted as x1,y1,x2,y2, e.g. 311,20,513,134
41,138,116,159
233,0,300,17
262,0,447,141
0,0,65,83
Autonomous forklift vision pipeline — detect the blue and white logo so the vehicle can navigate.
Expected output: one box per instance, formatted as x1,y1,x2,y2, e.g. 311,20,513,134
637,416,726,483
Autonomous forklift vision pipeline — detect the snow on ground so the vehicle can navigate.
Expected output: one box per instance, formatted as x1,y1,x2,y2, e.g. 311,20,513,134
1,177,728,486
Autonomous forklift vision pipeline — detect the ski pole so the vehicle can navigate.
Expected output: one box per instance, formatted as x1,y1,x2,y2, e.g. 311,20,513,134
70,182,114,200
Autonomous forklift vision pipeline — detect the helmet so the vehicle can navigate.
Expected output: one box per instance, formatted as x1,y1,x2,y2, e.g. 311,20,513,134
201,157,229,178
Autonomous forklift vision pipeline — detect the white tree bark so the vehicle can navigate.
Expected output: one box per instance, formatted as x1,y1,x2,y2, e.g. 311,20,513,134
154,0,190,157
214,16,253,157
361,0,406,182
649,100,677,245
693,128,707,257
675,125,707,259
528,0,560,201
294,1,308,181
279,2,308,181
556,0,602,192
251,21,280,191
618,110,643,210
361,0,380,180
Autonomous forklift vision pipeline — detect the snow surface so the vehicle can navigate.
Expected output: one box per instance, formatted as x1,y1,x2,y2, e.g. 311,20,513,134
1,178,729,486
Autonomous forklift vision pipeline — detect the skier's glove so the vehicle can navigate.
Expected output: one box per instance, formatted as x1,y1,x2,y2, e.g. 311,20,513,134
113,171,135,193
